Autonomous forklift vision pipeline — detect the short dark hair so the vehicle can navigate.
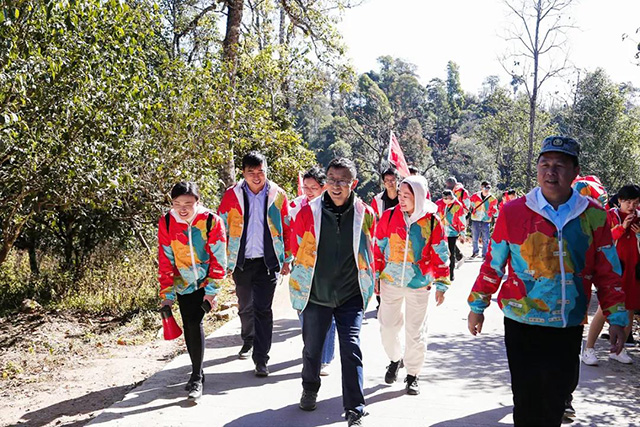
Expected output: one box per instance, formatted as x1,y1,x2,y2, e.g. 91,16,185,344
481,181,490,187
445,176,457,185
242,151,267,170
506,189,516,196
408,165,420,175
537,152,579,168
442,189,454,198
327,157,357,180
171,181,200,200
617,184,640,201
381,167,398,179
303,165,327,186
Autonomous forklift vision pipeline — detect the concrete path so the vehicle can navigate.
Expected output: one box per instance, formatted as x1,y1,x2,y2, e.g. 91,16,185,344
89,257,639,427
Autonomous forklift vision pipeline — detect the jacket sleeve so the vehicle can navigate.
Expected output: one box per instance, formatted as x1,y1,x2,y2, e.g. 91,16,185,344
217,191,231,242
202,215,227,296
608,210,625,241
468,207,510,313
591,215,628,327
371,197,381,219
489,198,499,218
374,210,390,282
281,193,293,263
158,216,176,301
425,217,451,293
453,204,466,232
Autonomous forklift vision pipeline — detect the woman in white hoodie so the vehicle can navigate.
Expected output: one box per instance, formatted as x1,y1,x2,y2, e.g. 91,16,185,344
373,175,451,395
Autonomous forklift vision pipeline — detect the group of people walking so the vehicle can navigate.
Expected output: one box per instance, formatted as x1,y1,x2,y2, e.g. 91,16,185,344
157,136,637,427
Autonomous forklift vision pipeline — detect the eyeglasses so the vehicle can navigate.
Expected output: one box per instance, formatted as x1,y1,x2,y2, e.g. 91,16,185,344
327,178,352,187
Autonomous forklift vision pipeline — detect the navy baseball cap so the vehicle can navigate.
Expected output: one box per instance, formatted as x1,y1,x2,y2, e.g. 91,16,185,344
539,136,580,158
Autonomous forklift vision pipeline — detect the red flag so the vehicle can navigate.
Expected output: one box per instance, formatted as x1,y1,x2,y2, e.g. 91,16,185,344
388,131,410,177
297,172,304,196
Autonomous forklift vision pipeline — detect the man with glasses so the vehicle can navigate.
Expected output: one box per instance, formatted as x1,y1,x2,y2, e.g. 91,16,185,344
371,167,399,219
218,151,291,377
289,157,376,426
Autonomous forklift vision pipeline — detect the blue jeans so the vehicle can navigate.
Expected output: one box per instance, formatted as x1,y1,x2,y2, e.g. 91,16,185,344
471,220,491,257
298,312,336,365
301,295,365,415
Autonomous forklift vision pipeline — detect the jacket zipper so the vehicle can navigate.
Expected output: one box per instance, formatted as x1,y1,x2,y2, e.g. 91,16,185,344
188,223,199,283
400,214,410,287
557,228,567,327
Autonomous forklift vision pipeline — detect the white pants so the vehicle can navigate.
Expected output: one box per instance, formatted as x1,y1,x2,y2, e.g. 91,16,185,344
378,282,430,376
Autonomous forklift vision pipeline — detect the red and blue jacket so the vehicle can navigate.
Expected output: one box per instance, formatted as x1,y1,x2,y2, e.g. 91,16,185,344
469,191,499,222
374,204,451,293
158,207,227,301
289,194,376,311
217,179,291,273
468,189,628,328
453,183,471,213
436,198,466,238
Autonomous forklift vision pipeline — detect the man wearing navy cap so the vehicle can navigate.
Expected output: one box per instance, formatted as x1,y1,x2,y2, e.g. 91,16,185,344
467,136,628,426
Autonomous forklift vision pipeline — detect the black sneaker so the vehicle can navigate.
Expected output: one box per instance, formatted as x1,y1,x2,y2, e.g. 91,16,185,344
299,390,318,411
405,375,420,395
238,343,253,359
346,410,363,426
187,381,203,401
626,333,636,347
184,373,205,391
384,359,403,384
564,401,576,418
254,361,269,377
470,253,479,258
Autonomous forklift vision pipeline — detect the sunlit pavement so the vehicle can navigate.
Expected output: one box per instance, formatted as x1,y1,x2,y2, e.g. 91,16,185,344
90,257,639,426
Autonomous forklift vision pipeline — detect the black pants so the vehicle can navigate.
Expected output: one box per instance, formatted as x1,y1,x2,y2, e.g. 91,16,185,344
233,258,277,364
447,236,457,279
177,287,206,382
504,317,583,427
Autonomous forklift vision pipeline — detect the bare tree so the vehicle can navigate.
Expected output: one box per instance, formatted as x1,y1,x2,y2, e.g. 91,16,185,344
501,0,576,189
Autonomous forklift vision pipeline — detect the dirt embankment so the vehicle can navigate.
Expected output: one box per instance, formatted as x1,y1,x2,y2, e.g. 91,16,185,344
0,296,237,427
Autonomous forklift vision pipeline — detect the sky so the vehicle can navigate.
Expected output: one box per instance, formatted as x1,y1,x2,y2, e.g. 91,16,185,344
339,0,640,99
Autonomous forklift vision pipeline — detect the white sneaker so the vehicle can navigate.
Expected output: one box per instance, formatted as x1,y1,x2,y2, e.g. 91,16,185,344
609,348,633,364
320,363,331,376
581,347,598,366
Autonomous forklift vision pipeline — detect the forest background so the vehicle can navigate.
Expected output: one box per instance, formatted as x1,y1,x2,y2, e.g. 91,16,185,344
1,0,640,318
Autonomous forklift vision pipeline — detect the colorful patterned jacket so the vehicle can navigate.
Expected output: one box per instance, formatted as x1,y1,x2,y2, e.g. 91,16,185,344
375,205,451,292
289,194,376,311
453,183,471,213
158,206,227,301
572,175,608,208
435,198,466,237
469,191,499,222
468,188,628,328
218,179,291,273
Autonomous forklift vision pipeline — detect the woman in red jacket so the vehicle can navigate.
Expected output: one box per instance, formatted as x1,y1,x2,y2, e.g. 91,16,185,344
582,184,640,366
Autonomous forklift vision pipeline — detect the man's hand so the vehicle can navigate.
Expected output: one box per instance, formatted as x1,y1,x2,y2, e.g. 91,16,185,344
160,299,174,308
281,261,291,276
458,234,466,244
609,324,626,355
204,294,218,312
468,311,484,336
435,290,445,306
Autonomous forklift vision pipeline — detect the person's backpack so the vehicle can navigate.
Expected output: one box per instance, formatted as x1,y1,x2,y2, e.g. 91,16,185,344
164,212,214,240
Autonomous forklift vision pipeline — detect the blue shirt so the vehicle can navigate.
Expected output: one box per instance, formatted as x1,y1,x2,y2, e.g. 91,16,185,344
535,187,579,229
243,181,268,258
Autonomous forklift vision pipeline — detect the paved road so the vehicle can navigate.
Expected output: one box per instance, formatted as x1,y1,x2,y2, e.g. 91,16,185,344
89,257,639,427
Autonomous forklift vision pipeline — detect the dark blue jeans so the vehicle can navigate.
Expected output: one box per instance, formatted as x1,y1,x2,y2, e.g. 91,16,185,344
302,295,365,415
471,220,491,257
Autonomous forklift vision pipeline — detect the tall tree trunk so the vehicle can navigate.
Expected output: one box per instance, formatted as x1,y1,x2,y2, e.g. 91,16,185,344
525,0,542,191
219,0,244,189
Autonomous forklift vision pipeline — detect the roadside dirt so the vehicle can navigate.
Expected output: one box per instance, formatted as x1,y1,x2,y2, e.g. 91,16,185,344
0,291,237,427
